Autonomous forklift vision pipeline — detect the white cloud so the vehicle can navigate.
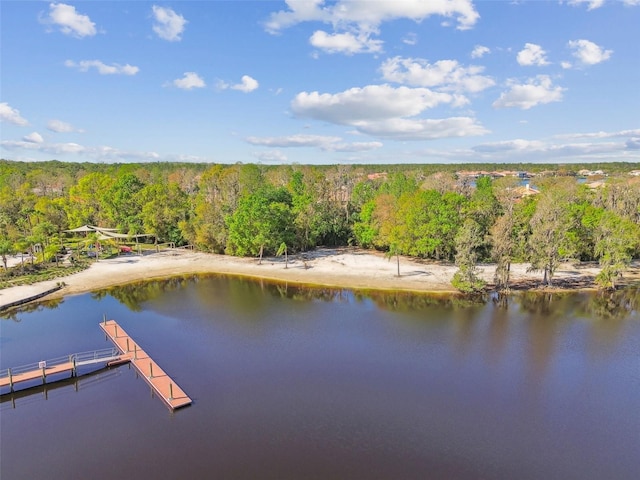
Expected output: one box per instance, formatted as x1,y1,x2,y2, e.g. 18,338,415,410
43,2,97,38
246,134,382,152
265,0,479,55
380,56,495,93
471,45,490,59
291,84,487,140
403,33,417,46
266,0,479,32
47,119,79,133
566,0,605,10
246,134,342,148
473,139,545,153
231,75,259,93
23,132,44,144
172,72,206,90
517,43,549,66
217,76,259,93
254,150,289,163
415,128,640,163
1,139,163,162
152,5,187,42
567,39,612,66
310,30,383,54
354,117,488,140
567,0,640,10
0,102,29,126
329,141,383,152
553,128,640,140
292,84,454,124
493,75,565,110
2,140,85,155
64,60,139,75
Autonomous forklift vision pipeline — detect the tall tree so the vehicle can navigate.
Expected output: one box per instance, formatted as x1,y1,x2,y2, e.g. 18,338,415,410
490,177,522,291
103,173,145,233
137,183,189,244
65,172,114,227
527,180,578,287
452,218,486,293
0,236,14,271
594,211,640,289
226,186,295,261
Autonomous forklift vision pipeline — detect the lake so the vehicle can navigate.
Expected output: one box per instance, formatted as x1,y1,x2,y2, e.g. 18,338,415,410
1,275,639,479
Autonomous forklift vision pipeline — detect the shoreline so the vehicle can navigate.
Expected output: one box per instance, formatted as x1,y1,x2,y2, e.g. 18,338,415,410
1,248,638,312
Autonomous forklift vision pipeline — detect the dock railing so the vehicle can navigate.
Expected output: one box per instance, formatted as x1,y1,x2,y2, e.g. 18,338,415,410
1,347,123,382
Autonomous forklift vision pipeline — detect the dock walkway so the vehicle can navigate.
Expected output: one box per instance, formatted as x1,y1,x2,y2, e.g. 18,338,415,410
100,319,191,410
0,348,126,390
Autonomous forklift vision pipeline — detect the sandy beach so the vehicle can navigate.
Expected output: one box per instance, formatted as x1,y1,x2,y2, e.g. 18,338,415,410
1,248,637,311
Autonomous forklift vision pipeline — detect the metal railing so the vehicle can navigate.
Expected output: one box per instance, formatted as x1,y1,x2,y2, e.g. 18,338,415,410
1,347,123,379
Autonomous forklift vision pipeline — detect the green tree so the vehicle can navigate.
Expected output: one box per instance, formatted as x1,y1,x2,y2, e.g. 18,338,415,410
466,176,499,261
226,186,295,262
527,181,578,287
276,242,289,269
65,172,114,227
490,177,522,291
0,236,14,271
189,165,239,252
594,211,640,289
452,218,486,293
401,190,465,261
352,199,378,248
103,173,145,233
137,183,189,244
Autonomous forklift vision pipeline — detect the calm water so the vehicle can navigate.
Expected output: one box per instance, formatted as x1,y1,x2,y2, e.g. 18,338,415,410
1,276,639,480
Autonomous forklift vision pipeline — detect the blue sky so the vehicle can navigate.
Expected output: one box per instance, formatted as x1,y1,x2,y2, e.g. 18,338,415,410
1,0,639,165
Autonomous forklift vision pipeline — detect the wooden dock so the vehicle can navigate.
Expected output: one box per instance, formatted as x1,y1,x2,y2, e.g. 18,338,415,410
100,319,191,410
0,348,126,391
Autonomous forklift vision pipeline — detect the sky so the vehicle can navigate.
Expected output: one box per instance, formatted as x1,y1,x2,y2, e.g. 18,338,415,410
1,0,639,165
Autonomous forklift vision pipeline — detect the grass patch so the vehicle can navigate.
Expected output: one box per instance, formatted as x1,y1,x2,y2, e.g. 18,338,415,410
0,261,90,288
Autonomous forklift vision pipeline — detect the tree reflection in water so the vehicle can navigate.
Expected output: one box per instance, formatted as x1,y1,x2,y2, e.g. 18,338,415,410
0,297,64,322
96,274,639,321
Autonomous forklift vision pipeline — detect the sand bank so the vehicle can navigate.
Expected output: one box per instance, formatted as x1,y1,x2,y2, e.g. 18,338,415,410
0,248,634,311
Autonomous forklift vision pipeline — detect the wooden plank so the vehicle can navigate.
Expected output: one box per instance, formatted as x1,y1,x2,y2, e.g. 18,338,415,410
0,362,74,388
100,320,191,410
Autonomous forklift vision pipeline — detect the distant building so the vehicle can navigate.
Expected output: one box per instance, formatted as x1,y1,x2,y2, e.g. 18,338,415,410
367,172,388,180
512,183,540,198
578,169,607,177
585,181,606,189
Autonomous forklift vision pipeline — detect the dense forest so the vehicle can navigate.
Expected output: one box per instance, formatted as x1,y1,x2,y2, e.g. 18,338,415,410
1,159,639,292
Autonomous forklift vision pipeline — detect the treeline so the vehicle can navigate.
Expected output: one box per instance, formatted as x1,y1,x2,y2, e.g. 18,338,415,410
1,159,639,292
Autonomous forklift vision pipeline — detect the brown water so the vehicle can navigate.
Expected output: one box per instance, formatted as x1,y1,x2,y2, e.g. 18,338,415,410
1,276,639,479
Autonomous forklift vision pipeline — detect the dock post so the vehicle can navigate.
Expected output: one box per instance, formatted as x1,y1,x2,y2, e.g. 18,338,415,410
169,383,174,401
8,368,13,393
72,356,77,377
41,363,46,384
149,362,153,379
134,344,138,360
114,325,118,338
126,338,130,352
103,313,106,325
